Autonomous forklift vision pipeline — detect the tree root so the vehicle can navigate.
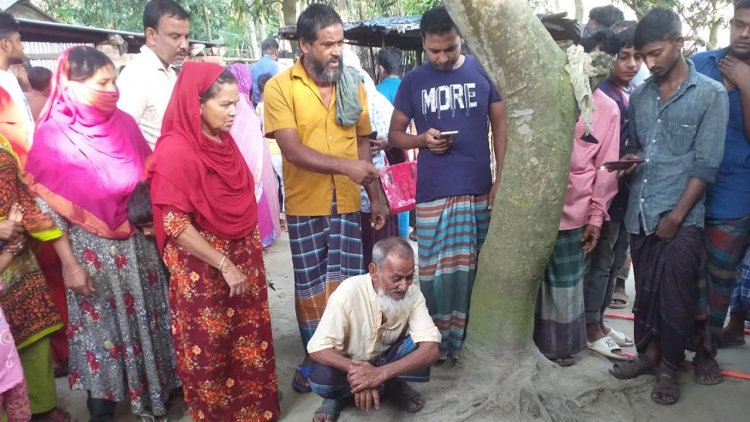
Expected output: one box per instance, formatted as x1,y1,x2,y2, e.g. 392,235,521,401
415,349,653,422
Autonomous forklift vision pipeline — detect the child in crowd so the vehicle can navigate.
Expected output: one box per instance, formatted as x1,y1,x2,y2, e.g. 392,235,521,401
127,180,154,236
0,203,31,421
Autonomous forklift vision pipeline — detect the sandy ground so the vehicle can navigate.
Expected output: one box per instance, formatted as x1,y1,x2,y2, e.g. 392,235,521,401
56,232,750,421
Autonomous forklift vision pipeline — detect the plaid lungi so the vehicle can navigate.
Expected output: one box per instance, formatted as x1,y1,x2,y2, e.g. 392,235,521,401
288,211,364,347
534,228,587,359
416,195,490,360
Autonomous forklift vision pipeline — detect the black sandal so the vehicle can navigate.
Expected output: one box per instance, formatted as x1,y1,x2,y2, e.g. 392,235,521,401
609,356,654,379
387,381,425,413
651,367,680,405
312,398,343,422
692,355,724,385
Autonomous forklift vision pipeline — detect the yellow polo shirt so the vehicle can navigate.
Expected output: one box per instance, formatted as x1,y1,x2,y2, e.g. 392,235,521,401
263,60,372,216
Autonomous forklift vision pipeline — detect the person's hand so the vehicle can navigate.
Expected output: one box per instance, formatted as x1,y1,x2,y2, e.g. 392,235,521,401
63,264,95,296
348,361,386,393
221,259,249,297
655,212,682,242
615,153,641,177
422,128,451,155
0,219,23,242
370,200,389,231
581,224,601,253
2,234,25,256
720,56,750,91
488,180,501,211
8,203,23,223
353,387,380,412
344,160,381,186
370,138,389,156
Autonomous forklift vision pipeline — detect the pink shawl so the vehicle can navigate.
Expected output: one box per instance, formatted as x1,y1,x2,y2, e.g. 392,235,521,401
25,49,151,239
228,63,280,245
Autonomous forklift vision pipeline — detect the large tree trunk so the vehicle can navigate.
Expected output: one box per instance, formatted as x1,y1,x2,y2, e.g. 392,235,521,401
247,15,260,60
443,0,574,360
282,0,297,26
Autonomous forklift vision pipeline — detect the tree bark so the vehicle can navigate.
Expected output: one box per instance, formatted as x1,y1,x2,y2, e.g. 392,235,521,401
441,0,575,360
247,13,260,60
282,0,297,26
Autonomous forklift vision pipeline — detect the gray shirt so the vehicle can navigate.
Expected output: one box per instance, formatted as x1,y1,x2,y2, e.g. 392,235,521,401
625,61,729,235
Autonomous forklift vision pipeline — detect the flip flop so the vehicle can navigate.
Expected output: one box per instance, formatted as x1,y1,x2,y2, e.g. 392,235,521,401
588,336,629,361
293,364,316,393
606,328,634,347
312,398,343,422
388,382,425,413
692,356,724,386
608,291,629,309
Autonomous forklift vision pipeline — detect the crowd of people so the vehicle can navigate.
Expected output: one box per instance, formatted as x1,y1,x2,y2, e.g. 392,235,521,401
0,0,747,421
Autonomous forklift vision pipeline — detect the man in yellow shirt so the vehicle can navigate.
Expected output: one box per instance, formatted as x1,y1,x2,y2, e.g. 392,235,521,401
307,237,440,421
263,3,388,393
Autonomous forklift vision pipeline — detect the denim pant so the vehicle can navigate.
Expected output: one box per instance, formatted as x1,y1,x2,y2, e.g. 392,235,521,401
583,221,630,325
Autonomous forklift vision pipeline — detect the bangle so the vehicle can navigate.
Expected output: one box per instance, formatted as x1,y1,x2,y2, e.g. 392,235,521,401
218,256,227,271
64,267,82,277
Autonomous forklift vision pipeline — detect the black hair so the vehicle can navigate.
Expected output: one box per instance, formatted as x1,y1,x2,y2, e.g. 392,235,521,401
199,70,236,103
261,38,279,53
143,0,190,32
610,20,637,50
127,181,153,227
420,5,457,37
736,0,750,11
377,47,403,75
588,5,625,28
29,66,52,91
67,46,114,82
257,73,273,97
296,3,342,44
0,12,19,40
581,28,620,55
634,7,682,50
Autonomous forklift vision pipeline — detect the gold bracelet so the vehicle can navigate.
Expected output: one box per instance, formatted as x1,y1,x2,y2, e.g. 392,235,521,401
218,256,227,272
64,267,82,277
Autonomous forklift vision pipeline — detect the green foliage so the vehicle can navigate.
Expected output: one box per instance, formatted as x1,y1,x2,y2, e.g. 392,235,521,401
401,0,439,15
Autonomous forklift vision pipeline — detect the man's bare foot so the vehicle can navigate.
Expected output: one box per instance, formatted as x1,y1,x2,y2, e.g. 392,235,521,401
312,398,342,422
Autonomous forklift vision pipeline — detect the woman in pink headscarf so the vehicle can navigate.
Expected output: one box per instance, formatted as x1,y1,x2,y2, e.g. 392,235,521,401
25,46,178,421
227,63,280,247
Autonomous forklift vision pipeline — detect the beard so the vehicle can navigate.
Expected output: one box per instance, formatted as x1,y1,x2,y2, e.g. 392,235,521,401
377,287,414,322
304,53,343,84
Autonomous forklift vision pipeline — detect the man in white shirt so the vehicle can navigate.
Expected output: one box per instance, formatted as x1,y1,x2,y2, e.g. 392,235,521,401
0,13,34,165
307,237,440,422
117,0,190,149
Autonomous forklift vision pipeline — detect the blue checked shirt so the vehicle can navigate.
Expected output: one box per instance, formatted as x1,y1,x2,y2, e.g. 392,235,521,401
625,61,729,235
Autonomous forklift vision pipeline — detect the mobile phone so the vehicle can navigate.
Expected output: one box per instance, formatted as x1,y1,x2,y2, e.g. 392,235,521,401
439,130,459,141
599,159,644,171
368,131,379,140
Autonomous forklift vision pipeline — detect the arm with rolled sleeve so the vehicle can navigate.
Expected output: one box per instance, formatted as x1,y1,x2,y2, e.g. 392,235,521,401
690,88,729,183
587,105,621,228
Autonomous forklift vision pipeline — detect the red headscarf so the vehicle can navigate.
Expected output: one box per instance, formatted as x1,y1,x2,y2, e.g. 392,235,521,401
149,62,256,252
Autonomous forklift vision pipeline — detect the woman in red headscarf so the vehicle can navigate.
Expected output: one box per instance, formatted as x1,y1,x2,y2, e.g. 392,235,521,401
25,46,179,421
150,62,280,421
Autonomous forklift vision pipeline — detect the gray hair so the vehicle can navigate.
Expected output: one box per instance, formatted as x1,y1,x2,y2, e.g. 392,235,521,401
372,237,414,266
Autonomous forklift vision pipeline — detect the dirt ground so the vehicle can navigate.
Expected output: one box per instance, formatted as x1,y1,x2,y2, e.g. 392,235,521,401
57,232,750,421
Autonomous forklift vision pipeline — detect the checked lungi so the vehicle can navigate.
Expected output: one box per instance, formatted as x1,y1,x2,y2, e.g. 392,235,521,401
288,211,364,347
308,336,430,400
416,195,490,360
534,228,587,359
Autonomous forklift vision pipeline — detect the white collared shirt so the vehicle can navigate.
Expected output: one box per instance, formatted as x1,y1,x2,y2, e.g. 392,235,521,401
117,46,177,149
307,274,441,362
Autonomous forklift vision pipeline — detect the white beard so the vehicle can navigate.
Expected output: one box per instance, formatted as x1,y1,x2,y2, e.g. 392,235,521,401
377,287,413,322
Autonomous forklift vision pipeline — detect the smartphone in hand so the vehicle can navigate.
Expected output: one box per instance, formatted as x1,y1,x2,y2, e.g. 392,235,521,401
599,159,644,171
439,130,459,142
